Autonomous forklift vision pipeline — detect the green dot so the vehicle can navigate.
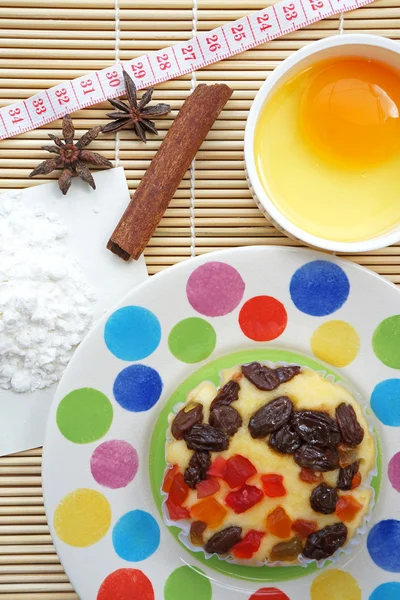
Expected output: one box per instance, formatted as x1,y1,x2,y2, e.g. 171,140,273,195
373,315,400,369
164,566,211,600
168,318,216,363
56,388,113,444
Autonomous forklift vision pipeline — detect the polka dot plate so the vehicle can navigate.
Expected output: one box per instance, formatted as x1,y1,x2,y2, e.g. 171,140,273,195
42,247,400,600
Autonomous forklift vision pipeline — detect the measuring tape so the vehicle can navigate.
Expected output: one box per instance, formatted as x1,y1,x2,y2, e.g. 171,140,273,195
1,0,374,141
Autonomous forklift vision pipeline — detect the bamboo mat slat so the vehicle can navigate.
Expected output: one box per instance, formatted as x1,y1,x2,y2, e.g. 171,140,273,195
1,0,400,598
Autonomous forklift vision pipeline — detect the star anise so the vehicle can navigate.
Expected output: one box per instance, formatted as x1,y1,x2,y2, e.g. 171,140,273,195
29,114,113,195
102,69,171,142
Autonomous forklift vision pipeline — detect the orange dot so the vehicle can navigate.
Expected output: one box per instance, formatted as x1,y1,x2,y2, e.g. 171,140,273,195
239,296,287,342
97,569,154,600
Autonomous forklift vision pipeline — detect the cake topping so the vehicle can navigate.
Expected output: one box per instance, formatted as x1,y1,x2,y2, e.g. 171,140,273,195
232,530,264,559
268,422,302,454
210,380,240,410
184,423,228,452
310,483,338,514
294,445,339,472
242,362,300,391
190,521,207,546
204,526,242,555
225,484,264,514
171,403,203,440
337,461,359,491
249,396,293,438
184,451,210,489
270,536,303,562
293,410,341,447
303,523,348,560
209,405,242,437
336,403,365,447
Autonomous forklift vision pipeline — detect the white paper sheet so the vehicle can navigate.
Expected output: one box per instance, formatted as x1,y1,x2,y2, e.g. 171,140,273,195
0,167,148,456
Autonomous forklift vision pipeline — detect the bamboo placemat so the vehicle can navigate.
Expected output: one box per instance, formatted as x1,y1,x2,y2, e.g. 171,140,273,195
0,0,399,598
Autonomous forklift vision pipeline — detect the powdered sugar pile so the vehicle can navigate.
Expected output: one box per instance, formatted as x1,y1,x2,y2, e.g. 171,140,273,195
0,191,96,393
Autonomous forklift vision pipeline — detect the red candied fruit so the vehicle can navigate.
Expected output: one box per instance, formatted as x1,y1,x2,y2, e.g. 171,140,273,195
169,472,190,505
196,477,220,499
166,497,190,521
232,529,265,559
224,455,257,489
351,472,362,489
291,519,317,537
225,484,264,514
266,507,292,539
162,465,179,493
261,474,286,498
299,467,323,484
207,456,227,478
336,495,362,522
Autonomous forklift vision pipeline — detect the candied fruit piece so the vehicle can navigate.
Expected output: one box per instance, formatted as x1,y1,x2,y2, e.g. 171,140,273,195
196,477,220,499
292,519,317,537
299,467,323,484
338,444,358,468
224,455,257,489
207,456,227,479
190,520,207,546
225,484,264,514
336,495,362,522
166,497,190,521
266,507,292,539
351,472,362,489
162,465,179,493
270,535,303,562
169,472,190,505
232,530,265,559
261,474,286,498
190,497,227,529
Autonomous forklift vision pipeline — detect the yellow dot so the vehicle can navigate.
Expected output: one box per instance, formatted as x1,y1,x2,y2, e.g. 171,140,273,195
54,488,111,548
311,320,360,367
311,570,361,600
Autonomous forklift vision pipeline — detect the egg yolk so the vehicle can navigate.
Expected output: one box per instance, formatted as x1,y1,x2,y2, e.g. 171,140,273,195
300,57,400,166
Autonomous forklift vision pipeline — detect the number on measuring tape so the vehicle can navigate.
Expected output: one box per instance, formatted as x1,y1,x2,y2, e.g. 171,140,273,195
98,65,126,97
206,34,222,53
80,78,95,95
182,44,197,61
47,82,80,116
223,18,254,52
32,98,47,115
132,62,146,79
1,101,31,135
73,74,105,104
149,48,180,80
258,14,272,31
25,93,55,124
310,0,324,9
302,0,331,20
9,107,24,124
175,39,205,71
283,3,298,20
156,53,171,71
106,70,121,87
199,28,229,58
249,7,279,41
55,88,70,105
232,24,246,42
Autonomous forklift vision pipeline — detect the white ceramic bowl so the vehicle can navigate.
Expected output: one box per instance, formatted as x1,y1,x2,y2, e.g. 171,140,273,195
245,34,400,253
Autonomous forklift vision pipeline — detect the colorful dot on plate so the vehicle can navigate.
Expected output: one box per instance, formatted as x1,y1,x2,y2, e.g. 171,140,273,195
369,582,400,600
54,489,111,548
311,320,360,367
186,261,245,317
113,364,162,412
370,379,400,426
249,588,290,600
168,317,216,363
164,566,211,600
104,306,161,361
112,510,160,562
388,452,400,492
373,315,400,369
90,440,138,489
56,388,113,444
239,295,287,342
97,569,154,600
310,570,361,600
367,520,400,572
290,260,350,317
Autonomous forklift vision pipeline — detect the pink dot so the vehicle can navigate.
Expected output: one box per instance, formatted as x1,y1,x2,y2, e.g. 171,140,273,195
388,452,400,492
186,262,245,317
91,440,138,489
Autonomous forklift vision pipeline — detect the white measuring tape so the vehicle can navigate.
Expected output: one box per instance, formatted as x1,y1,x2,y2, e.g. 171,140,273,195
0,0,374,141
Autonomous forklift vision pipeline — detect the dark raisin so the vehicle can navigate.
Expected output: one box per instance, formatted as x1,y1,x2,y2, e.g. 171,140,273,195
249,396,293,438
268,423,302,454
336,403,364,447
337,461,359,491
190,521,207,546
210,380,240,411
294,444,339,472
184,423,228,452
310,483,338,514
270,536,303,562
204,526,242,555
171,403,203,440
184,451,211,489
302,523,348,560
209,405,242,437
242,362,280,391
292,411,341,447
275,365,301,384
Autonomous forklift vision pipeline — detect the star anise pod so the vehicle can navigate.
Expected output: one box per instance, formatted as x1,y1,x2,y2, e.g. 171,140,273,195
29,114,113,195
102,69,171,142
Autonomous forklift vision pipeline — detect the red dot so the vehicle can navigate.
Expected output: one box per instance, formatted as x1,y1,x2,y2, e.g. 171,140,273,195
239,296,287,341
97,569,154,600
249,588,290,600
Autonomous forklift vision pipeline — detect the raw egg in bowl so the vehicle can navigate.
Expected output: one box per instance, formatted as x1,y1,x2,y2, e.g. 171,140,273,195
245,34,400,252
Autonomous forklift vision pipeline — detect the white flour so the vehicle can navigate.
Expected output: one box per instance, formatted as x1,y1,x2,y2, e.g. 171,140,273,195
0,191,96,393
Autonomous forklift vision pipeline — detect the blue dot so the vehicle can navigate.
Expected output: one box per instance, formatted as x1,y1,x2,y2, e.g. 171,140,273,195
104,306,161,361
290,260,350,317
371,379,400,426
112,510,160,562
113,364,162,412
370,583,400,600
368,520,400,572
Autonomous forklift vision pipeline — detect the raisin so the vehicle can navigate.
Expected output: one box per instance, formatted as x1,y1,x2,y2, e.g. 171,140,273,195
294,445,339,472
209,405,242,437
293,411,341,447
275,365,301,384
336,403,364,447
204,526,242,555
184,423,228,452
337,461,359,491
242,362,280,391
270,536,303,562
310,483,338,514
190,521,207,546
268,423,302,454
249,397,293,438
184,451,211,489
302,523,348,560
171,403,203,440
210,380,240,411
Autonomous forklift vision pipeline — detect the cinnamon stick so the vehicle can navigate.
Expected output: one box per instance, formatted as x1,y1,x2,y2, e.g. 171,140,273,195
107,83,233,260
